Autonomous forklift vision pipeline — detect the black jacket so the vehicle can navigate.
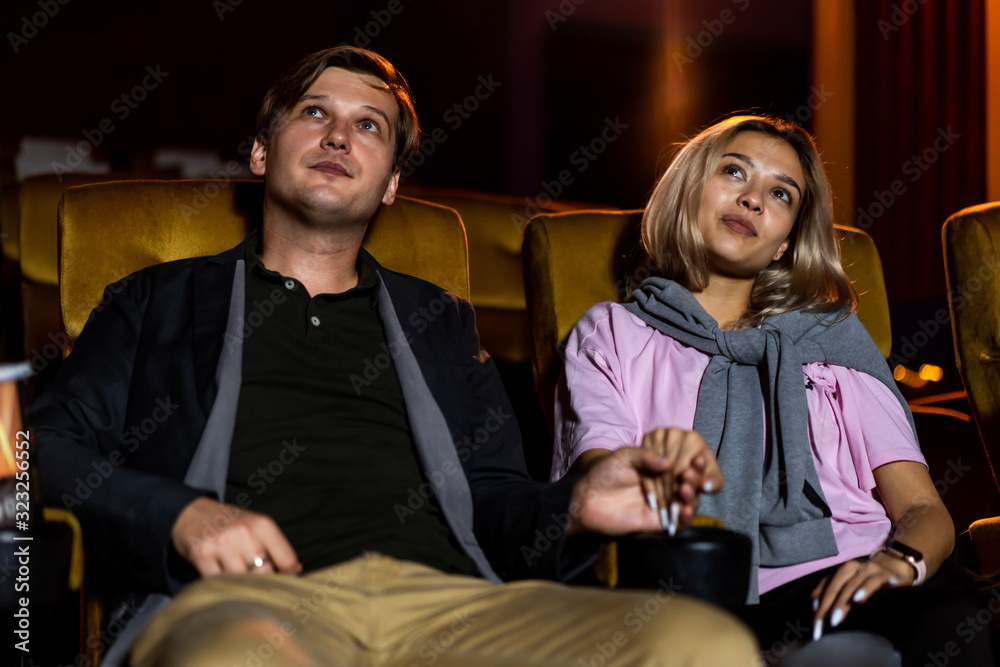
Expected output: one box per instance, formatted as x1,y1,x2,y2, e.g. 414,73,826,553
33,235,583,602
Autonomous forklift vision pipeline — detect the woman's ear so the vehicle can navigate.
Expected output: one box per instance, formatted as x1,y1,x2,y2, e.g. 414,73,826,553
773,238,791,261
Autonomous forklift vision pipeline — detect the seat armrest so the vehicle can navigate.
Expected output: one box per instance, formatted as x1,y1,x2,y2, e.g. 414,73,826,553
969,516,1000,578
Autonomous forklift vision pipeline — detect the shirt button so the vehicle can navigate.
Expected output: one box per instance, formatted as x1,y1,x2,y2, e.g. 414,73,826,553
284,279,295,290
310,316,321,327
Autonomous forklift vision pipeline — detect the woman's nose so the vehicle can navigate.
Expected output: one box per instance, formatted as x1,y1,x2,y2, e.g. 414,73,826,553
739,187,762,212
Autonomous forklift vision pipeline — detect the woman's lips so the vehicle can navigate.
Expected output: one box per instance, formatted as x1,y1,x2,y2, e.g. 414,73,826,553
721,214,757,237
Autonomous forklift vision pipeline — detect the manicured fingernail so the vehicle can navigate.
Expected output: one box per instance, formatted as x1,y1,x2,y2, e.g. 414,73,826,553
702,480,714,493
812,619,823,641
830,608,844,627
646,492,659,513
660,506,669,531
852,588,867,603
888,577,899,586
811,597,819,612
669,502,680,535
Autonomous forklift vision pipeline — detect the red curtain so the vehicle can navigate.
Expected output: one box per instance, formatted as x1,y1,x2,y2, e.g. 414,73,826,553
853,0,985,305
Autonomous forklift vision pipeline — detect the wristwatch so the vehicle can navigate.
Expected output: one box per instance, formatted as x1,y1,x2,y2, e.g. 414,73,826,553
875,540,926,585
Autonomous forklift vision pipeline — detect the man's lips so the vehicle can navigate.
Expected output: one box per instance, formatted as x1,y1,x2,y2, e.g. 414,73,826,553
312,161,350,177
721,214,757,237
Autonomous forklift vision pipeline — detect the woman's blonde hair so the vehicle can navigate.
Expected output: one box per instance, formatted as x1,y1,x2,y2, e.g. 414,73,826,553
642,114,856,327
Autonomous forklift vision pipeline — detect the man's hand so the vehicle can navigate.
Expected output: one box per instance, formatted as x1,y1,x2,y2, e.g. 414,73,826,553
171,497,302,577
564,428,723,539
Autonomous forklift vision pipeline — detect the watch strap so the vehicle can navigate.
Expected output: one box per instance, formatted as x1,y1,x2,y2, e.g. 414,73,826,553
878,540,926,585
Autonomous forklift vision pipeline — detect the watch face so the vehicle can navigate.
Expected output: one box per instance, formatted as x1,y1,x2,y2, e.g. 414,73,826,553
888,540,923,561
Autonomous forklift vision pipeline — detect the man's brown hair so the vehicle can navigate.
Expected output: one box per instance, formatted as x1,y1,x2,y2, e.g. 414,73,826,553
256,47,420,170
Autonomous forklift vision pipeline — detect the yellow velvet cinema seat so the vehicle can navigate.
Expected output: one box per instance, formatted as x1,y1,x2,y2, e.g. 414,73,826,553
399,185,608,366
56,178,469,665
59,179,469,350
942,201,1000,577
19,174,154,388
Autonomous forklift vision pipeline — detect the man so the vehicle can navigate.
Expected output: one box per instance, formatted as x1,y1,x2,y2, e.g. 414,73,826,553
34,47,756,665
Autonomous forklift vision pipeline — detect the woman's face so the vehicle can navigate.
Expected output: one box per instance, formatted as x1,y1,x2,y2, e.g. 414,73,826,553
696,131,805,280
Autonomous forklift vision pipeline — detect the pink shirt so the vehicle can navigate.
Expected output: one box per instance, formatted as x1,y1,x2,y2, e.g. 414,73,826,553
553,302,926,594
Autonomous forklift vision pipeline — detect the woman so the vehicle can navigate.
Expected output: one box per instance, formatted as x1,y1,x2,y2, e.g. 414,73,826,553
552,115,992,663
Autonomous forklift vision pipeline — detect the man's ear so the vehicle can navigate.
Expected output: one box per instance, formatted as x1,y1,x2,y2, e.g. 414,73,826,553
381,169,401,206
249,136,267,177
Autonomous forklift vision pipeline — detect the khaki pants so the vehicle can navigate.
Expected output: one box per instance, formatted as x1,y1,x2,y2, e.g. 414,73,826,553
132,552,760,667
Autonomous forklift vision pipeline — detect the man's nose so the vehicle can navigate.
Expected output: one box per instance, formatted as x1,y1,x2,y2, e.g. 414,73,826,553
324,119,350,151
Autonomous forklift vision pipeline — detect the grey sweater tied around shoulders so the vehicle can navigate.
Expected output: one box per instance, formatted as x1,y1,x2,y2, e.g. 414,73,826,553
623,277,916,603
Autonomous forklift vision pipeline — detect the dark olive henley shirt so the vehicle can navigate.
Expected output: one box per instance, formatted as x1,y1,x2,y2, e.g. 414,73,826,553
223,239,478,576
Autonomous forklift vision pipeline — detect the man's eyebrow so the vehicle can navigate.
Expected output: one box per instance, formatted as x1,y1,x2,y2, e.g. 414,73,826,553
722,151,802,197
360,104,392,128
296,95,392,129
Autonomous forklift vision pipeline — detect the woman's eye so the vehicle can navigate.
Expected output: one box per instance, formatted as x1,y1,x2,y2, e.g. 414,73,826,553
722,164,744,178
772,188,790,203
304,106,322,117
360,120,377,131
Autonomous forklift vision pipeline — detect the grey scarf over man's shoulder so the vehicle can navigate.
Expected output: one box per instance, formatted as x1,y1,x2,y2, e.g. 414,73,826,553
623,277,916,603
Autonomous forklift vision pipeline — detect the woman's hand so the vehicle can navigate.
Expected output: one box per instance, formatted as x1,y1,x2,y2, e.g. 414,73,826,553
639,427,722,533
564,428,722,539
810,553,913,640
810,460,954,641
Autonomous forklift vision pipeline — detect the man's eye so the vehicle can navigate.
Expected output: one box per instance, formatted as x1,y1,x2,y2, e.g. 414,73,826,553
360,120,377,131
304,106,322,117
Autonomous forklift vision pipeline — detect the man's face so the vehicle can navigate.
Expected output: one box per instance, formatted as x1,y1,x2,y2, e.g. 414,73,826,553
250,67,401,227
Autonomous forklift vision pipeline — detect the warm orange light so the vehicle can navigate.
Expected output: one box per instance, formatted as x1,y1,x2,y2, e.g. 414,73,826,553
893,364,929,388
918,364,944,383
0,377,22,478
0,363,32,479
